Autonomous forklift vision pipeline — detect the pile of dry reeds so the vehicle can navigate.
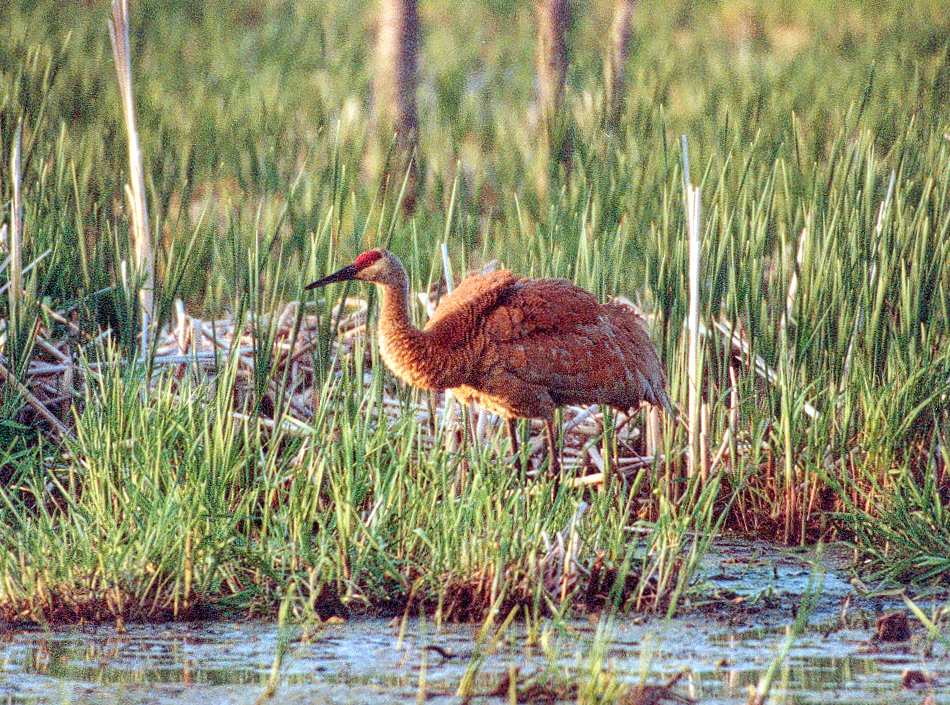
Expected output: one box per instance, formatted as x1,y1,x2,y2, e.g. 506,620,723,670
17,286,668,490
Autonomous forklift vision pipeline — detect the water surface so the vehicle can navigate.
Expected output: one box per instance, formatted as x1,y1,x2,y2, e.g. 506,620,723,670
2,539,946,704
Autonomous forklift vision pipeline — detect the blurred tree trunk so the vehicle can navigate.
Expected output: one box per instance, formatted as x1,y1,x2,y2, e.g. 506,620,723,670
536,0,570,121
369,0,419,211
605,0,636,130
535,0,572,193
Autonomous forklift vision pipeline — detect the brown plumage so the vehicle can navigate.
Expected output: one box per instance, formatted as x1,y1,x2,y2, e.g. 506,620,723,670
306,249,670,481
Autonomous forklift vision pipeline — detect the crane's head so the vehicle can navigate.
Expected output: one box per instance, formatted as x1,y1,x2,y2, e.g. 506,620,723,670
305,249,402,290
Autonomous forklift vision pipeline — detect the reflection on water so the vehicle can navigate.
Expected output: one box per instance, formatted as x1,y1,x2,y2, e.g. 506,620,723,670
1,540,946,704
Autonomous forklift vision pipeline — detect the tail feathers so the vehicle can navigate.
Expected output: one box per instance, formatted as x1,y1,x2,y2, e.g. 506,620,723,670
650,380,676,418
635,369,675,417
656,387,676,418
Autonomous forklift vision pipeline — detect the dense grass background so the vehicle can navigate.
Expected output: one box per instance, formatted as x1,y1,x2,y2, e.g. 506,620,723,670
0,0,948,622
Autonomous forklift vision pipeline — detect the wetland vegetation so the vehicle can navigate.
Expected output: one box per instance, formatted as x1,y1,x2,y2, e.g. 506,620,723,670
0,4,948,693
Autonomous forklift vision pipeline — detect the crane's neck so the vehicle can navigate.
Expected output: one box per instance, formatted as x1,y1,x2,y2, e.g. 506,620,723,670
375,270,444,389
376,271,415,337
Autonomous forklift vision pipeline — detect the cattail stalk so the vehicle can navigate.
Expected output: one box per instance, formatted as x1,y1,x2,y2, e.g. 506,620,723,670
109,0,154,356
605,0,636,129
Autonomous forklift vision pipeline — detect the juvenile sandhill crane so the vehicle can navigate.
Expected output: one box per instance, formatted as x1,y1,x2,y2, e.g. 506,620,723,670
307,249,670,481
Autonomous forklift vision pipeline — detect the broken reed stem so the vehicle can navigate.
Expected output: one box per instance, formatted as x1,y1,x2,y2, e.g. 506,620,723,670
108,0,154,356
605,0,636,129
780,226,807,334
712,317,820,420
683,136,704,482
0,361,71,439
439,243,455,292
645,405,660,464
0,249,50,298
8,122,24,335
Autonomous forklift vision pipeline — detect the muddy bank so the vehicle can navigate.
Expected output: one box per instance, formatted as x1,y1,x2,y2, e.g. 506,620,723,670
1,539,946,704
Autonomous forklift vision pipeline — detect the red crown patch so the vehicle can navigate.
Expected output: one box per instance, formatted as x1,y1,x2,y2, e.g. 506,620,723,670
354,250,383,270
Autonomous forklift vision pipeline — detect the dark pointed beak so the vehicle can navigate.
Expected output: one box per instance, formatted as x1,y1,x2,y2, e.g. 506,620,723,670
305,264,358,290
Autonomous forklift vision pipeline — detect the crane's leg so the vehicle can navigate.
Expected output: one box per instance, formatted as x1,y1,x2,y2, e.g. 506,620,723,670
507,418,520,456
508,418,531,481
545,418,561,499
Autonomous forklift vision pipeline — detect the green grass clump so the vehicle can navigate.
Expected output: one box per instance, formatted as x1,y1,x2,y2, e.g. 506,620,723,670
0,352,719,623
0,0,948,622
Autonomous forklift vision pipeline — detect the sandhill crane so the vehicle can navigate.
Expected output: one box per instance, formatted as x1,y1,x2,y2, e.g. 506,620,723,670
307,249,670,482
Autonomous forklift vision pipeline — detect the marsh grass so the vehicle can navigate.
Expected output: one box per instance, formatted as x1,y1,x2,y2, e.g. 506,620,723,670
0,351,721,623
0,0,949,623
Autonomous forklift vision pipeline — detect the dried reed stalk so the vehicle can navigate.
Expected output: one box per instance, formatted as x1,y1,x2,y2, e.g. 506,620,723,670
8,122,23,331
439,242,459,437
683,137,704,481
108,0,154,355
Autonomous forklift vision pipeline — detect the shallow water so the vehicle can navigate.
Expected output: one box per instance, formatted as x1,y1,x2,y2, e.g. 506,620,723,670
1,539,946,704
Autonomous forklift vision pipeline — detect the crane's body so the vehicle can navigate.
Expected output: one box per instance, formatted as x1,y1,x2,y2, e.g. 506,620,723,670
307,249,670,479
